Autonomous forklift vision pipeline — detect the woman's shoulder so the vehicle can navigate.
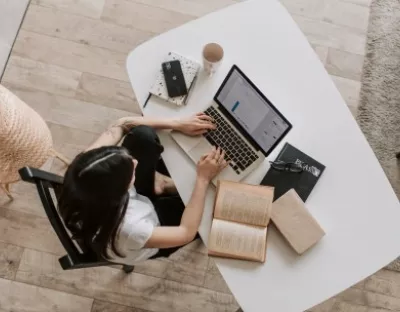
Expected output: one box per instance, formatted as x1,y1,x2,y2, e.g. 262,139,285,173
124,188,158,224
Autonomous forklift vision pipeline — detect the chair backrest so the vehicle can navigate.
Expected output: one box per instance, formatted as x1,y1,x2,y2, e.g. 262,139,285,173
19,167,109,270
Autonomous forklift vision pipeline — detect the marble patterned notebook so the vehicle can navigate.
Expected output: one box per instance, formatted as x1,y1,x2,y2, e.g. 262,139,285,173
149,52,200,106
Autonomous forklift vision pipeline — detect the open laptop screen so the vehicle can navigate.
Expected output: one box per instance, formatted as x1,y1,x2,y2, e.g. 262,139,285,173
215,65,292,155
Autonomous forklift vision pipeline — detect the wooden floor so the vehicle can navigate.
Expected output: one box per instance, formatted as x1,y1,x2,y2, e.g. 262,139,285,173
1,0,399,311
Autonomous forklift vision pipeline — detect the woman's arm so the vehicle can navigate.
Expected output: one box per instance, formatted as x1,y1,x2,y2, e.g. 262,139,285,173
85,116,177,151
86,113,215,151
145,147,228,248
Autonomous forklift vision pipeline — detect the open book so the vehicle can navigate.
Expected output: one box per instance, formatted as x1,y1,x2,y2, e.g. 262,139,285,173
208,180,274,262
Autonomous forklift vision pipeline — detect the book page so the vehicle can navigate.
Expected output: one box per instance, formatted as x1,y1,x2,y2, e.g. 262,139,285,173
208,219,267,262
214,180,273,227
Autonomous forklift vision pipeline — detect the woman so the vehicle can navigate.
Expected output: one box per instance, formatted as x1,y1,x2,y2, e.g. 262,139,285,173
58,113,228,265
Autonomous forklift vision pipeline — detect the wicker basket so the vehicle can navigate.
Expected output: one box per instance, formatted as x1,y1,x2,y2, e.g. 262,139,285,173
0,84,68,198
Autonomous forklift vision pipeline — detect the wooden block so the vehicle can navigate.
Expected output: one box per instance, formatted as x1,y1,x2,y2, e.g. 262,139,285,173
271,189,325,254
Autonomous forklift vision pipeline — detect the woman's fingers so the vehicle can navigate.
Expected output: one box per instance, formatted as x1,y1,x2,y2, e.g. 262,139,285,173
192,129,208,136
197,114,214,123
197,122,215,130
196,120,216,130
218,150,226,164
206,146,217,160
214,147,222,162
200,153,208,161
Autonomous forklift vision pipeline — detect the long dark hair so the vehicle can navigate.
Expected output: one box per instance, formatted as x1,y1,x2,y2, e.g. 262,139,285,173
58,146,134,259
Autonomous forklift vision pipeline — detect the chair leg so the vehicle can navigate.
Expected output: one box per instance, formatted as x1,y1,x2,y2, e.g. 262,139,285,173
122,265,134,273
50,148,70,165
0,183,13,200
396,152,400,159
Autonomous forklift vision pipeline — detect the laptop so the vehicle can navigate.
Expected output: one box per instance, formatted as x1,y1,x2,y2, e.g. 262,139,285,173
171,65,292,184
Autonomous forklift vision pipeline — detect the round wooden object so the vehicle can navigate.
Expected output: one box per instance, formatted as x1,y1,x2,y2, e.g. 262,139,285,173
0,84,53,183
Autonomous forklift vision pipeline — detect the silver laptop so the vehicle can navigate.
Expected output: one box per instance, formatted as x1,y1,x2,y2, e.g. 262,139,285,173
171,65,292,184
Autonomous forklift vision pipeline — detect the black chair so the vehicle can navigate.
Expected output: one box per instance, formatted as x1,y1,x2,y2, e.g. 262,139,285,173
18,167,134,273
397,152,400,159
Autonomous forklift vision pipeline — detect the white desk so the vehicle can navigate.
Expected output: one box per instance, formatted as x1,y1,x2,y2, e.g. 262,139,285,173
126,0,400,311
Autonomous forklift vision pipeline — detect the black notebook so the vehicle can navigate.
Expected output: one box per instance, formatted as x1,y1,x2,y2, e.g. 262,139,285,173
261,143,325,202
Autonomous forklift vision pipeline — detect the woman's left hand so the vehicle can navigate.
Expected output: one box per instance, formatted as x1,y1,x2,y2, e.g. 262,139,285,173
175,113,216,136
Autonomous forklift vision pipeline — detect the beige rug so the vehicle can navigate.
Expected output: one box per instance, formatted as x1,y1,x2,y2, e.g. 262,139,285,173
356,0,400,270
0,0,30,78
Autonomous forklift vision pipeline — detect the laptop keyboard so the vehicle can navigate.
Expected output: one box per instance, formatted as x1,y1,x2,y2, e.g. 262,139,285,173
203,106,259,174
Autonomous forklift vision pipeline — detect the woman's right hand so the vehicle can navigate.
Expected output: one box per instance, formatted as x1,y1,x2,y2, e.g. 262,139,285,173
197,147,228,183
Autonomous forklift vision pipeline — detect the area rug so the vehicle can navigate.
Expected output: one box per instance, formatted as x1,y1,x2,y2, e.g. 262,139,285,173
0,0,30,79
356,0,400,270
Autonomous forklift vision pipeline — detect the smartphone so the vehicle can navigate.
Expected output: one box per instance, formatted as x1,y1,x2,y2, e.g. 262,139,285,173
162,60,187,98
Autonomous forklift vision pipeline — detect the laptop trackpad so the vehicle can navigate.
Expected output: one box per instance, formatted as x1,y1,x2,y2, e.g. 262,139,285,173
171,131,202,152
189,139,213,162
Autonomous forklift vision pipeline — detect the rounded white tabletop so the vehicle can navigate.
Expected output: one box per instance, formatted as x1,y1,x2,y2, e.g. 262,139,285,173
127,1,400,311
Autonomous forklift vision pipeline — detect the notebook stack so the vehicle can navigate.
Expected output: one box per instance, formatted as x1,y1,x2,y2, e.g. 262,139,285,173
149,52,200,106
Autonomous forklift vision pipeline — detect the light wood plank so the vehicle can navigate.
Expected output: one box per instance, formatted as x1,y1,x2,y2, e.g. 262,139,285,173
2,85,132,134
0,82,52,120
280,0,326,20
0,181,47,218
203,259,232,294
108,248,208,288
312,45,329,65
352,278,368,290
181,238,208,255
76,73,141,113
22,5,154,54
331,75,361,109
293,15,367,56
307,297,337,312
325,48,364,80
0,278,93,312
363,269,400,298
339,287,400,311
92,300,150,312
50,144,80,175
126,0,236,17
127,258,169,278
101,0,195,33
341,0,372,7
323,0,370,32
330,301,391,312
16,248,238,312
50,122,98,151
0,243,24,280
13,30,129,81
165,249,209,286
2,56,81,97
0,207,64,255
48,122,99,174
31,0,105,18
